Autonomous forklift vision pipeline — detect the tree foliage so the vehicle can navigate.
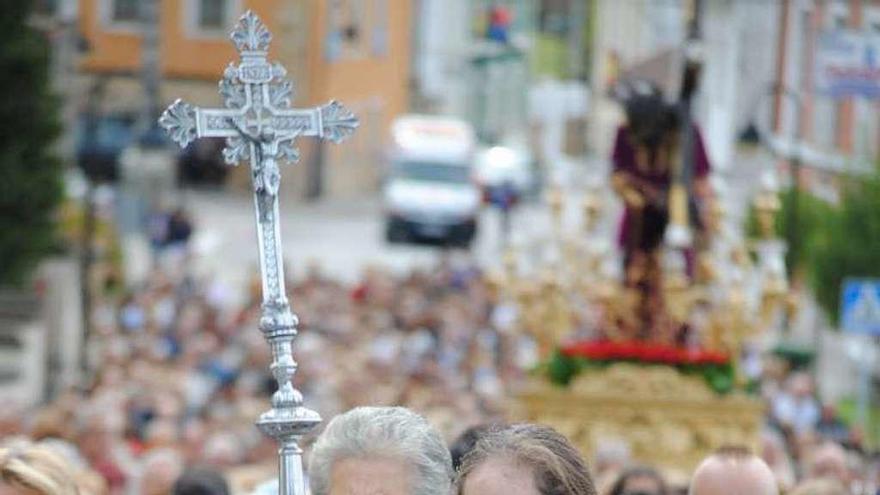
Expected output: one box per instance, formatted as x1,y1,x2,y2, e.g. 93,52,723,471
0,0,63,286
745,165,880,325
808,167,880,325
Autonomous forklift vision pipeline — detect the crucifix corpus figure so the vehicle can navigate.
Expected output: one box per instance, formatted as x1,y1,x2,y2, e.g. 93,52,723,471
159,11,358,495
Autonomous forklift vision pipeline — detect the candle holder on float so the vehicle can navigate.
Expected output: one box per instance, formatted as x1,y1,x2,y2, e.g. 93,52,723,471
752,172,790,326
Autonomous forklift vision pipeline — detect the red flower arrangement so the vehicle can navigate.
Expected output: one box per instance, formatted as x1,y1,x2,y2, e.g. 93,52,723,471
546,340,736,394
560,340,730,366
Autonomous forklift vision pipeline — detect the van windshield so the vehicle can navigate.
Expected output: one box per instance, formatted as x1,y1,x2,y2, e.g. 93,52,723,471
393,161,471,184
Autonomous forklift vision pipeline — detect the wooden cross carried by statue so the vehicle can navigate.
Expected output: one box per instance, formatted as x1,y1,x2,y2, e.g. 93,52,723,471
159,11,358,495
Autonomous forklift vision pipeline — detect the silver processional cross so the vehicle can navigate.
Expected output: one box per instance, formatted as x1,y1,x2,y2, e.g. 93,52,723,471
159,11,357,495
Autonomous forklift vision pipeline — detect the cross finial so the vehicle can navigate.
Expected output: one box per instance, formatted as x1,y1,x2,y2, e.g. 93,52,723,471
231,10,272,53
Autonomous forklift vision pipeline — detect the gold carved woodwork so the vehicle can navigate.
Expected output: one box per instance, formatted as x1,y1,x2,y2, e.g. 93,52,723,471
511,364,763,474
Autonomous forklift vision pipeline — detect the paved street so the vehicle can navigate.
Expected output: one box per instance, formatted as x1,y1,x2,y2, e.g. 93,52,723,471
182,189,548,304
176,156,597,304
177,152,767,300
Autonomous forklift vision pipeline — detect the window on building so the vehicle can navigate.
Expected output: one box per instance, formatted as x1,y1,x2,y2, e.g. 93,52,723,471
341,0,367,54
326,0,372,61
371,0,388,56
198,0,227,30
185,0,237,37
111,0,140,23
828,2,849,30
864,6,880,33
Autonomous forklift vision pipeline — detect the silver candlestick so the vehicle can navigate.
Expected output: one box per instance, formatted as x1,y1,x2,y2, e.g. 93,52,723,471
159,11,358,495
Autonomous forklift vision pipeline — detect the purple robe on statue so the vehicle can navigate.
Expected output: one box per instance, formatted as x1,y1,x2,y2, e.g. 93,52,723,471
611,125,711,253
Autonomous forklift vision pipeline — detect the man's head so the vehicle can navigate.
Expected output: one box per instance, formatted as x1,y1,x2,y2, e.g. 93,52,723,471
788,478,849,495
456,423,597,495
689,446,778,495
820,404,837,422
805,442,848,484
308,406,452,495
172,467,230,495
788,372,814,398
140,448,184,495
608,466,667,495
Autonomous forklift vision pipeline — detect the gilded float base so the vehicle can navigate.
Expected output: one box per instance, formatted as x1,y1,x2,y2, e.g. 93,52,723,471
510,363,764,474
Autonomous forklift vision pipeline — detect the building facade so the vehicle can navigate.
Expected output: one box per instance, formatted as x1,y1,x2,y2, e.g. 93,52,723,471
410,0,535,141
773,0,880,173
585,0,871,174
76,0,412,197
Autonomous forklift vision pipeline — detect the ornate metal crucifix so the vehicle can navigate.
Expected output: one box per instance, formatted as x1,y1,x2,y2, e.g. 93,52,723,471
159,11,357,495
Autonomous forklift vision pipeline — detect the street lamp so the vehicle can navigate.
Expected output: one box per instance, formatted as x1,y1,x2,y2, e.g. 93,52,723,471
77,76,109,375
740,82,804,279
740,82,817,376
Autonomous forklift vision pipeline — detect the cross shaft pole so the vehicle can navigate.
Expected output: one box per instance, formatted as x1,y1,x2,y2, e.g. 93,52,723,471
159,11,357,495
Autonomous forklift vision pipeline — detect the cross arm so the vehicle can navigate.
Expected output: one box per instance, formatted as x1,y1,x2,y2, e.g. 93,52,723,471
196,108,246,139
316,100,358,144
273,101,358,144
159,99,243,148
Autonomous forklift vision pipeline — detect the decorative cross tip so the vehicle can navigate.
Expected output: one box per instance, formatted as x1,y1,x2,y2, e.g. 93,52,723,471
159,99,197,148
231,10,272,53
320,101,359,144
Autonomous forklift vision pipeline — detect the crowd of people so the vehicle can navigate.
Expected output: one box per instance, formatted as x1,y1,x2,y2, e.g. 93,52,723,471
1,403,863,495
1,235,877,493
758,362,874,493
1,246,524,494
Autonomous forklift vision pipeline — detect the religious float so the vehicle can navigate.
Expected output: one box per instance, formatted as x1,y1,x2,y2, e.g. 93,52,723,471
497,171,793,475
496,8,794,474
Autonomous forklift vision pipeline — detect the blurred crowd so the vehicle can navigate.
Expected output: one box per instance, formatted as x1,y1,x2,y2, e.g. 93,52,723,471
757,362,876,493
1,239,523,493
1,226,878,494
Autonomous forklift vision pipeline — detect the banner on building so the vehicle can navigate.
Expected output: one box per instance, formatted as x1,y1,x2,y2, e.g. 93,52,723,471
815,30,880,99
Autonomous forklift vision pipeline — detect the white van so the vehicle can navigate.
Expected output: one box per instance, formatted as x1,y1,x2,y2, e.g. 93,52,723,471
383,115,480,247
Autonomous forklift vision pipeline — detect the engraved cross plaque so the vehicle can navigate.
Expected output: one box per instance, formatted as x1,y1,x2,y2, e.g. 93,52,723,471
159,11,357,495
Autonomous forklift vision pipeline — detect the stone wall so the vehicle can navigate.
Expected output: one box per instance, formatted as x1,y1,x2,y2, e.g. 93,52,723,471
0,290,47,408
0,257,84,409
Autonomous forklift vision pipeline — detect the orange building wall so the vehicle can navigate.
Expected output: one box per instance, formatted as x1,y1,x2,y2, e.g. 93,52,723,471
79,0,412,196
303,0,411,116
833,0,859,152
79,0,281,79
80,0,410,116
304,0,412,195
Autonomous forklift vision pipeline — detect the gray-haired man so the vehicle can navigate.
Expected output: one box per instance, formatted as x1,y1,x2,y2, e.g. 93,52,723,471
308,406,453,495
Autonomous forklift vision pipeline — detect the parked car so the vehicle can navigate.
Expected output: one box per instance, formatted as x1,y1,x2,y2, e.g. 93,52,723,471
473,143,536,203
76,113,137,182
